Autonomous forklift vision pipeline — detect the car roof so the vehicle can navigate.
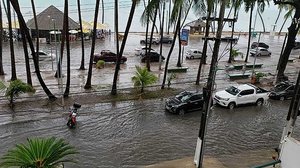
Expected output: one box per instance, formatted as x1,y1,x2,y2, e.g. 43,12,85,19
237,84,255,90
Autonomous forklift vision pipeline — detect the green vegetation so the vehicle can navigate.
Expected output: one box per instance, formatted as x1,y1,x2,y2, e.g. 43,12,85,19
0,137,78,168
5,79,35,105
131,66,158,92
96,60,105,69
167,73,177,88
230,48,244,61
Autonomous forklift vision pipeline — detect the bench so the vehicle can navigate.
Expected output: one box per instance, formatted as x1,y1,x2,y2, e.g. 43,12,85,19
232,64,263,70
167,67,188,73
227,73,251,80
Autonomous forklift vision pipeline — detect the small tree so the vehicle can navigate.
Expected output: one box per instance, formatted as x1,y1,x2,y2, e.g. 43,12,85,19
0,137,78,168
5,79,35,105
131,66,158,92
96,60,105,69
167,73,176,88
230,48,243,62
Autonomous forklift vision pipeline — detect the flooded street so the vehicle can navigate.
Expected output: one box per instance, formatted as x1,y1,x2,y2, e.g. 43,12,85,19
0,33,300,167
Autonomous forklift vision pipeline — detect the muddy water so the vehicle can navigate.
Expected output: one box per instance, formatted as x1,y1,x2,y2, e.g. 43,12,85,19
0,98,299,167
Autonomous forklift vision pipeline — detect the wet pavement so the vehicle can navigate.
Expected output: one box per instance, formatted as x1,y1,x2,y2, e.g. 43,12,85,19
0,33,300,167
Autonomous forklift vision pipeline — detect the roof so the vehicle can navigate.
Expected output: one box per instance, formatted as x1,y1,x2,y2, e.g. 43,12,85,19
237,84,255,90
26,5,79,30
185,19,206,28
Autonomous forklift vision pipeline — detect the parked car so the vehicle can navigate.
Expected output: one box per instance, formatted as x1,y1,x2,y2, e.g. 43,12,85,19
141,51,165,62
93,50,127,63
251,42,269,49
293,41,300,49
31,50,55,61
250,47,271,56
213,84,269,109
185,49,202,59
160,36,173,44
269,81,295,100
140,37,160,45
165,91,204,115
135,46,155,56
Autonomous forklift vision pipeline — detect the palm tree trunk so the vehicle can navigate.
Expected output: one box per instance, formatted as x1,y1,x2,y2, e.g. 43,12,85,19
145,0,151,71
20,27,32,86
196,8,211,85
0,1,4,75
279,16,288,36
228,4,237,63
276,6,300,82
244,2,254,63
111,1,137,95
101,0,104,24
159,1,165,70
7,0,17,81
161,7,181,89
84,0,100,89
10,0,56,100
63,0,71,97
258,11,265,32
274,8,282,31
176,10,182,67
147,6,158,71
77,0,85,70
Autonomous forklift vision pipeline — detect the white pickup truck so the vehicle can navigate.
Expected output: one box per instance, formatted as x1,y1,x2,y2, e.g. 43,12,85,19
213,84,270,109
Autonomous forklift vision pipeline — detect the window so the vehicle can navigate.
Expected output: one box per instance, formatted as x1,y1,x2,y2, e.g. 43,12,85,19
239,89,254,96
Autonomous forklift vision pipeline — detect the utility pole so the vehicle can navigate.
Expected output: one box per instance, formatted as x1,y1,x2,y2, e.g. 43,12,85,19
194,0,227,167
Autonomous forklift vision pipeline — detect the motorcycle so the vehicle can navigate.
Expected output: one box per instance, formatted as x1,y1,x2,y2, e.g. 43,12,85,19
67,103,81,128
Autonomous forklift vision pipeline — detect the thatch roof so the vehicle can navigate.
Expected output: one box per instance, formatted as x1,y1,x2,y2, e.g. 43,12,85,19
26,5,79,30
186,19,206,28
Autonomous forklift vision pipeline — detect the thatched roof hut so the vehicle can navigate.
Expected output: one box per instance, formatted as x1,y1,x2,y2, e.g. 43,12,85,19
184,19,206,35
26,5,79,40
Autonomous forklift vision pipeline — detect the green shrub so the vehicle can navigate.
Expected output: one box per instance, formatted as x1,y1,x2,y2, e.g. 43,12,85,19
5,79,35,105
132,66,158,92
96,60,105,69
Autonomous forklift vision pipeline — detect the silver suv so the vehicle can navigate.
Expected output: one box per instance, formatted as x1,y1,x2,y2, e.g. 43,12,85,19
250,47,271,56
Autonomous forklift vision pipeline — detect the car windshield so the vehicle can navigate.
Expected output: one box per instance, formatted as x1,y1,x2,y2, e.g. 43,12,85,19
274,84,289,92
175,91,191,102
225,86,240,95
180,94,192,102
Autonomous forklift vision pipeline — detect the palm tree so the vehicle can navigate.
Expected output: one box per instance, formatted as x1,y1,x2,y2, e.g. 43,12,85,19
132,65,158,92
4,79,35,106
0,137,77,168
84,0,100,89
161,0,182,89
274,0,300,82
10,0,56,101
279,6,294,35
20,26,32,86
7,0,16,81
77,0,85,70
101,0,105,24
111,0,141,95
63,0,71,97
194,0,211,85
0,0,4,75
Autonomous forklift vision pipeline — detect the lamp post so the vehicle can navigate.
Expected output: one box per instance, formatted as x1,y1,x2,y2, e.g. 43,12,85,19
52,18,64,106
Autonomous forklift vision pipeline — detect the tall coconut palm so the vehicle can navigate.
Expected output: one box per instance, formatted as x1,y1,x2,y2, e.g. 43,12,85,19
84,0,100,89
161,0,182,89
77,0,85,70
274,0,300,82
10,0,56,100
63,0,71,97
147,1,158,71
111,0,141,95
0,137,77,168
20,26,32,86
7,0,16,81
0,0,4,75
101,0,105,24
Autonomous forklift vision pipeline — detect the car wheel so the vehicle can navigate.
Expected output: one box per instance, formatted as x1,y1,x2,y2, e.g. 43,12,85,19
168,41,172,44
191,56,194,59
256,99,264,106
178,109,185,115
279,96,285,101
141,41,145,44
258,54,261,57
120,60,124,64
228,102,235,110
268,53,271,56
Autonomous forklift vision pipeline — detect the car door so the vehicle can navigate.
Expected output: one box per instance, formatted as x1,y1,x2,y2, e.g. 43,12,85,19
237,89,255,105
187,94,203,111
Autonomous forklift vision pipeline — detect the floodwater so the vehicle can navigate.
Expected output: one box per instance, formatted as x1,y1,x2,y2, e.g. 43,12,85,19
0,33,300,167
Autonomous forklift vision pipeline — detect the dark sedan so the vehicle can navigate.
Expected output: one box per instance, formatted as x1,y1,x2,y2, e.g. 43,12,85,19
141,52,165,62
165,91,204,115
269,81,295,100
93,51,127,63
